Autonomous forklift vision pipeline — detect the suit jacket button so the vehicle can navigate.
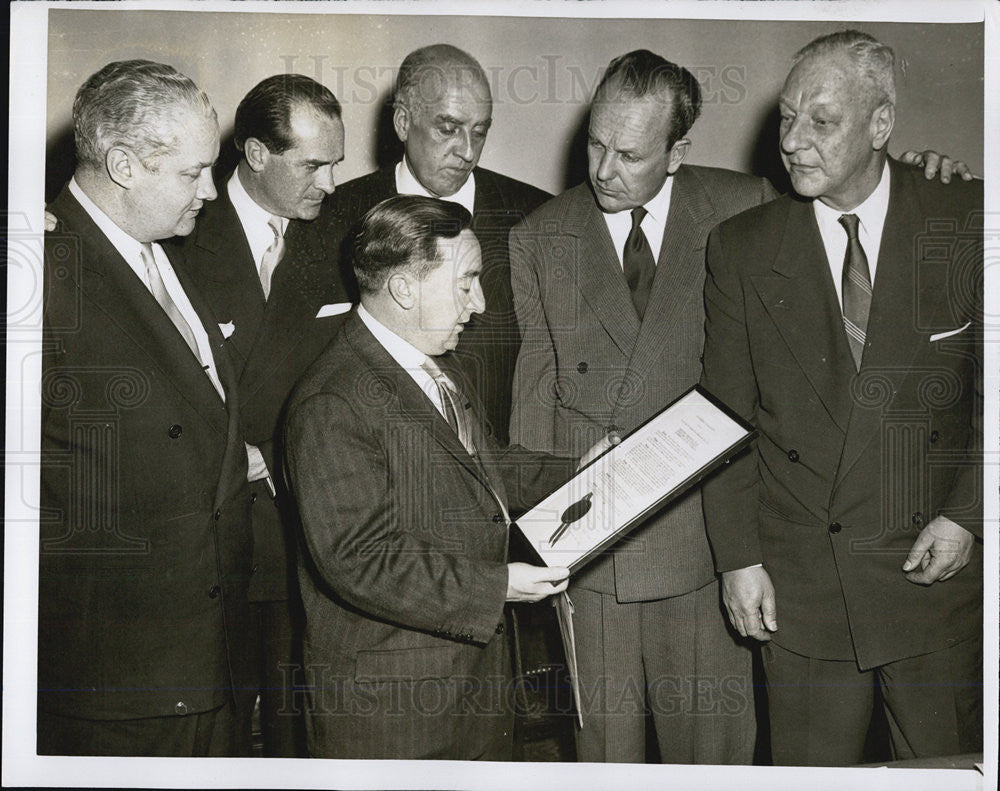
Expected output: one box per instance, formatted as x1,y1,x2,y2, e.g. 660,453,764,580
250,564,259,575
828,522,842,534
929,430,940,444
911,512,923,525
174,701,188,716
577,362,588,374
208,585,221,598
214,510,221,521
492,513,504,524
787,449,800,463
250,492,258,504
495,621,505,634
168,424,183,439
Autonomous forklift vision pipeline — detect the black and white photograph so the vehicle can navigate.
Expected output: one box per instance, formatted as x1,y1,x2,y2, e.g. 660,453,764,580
5,1,997,789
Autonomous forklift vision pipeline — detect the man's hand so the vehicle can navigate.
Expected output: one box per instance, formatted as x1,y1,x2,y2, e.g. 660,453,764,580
721,565,777,641
577,430,622,471
902,515,975,585
44,210,58,232
898,149,975,182
506,562,569,602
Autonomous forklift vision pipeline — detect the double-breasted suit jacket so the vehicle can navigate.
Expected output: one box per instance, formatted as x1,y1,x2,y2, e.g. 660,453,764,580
329,165,550,445
39,186,253,724
283,311,573,759
701,158,983,669
174,185,352,601
510,166,776,600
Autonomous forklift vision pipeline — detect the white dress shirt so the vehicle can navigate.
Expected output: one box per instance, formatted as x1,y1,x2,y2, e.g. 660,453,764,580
812,161,891,307
69,178,225,400
357,304,451,419
394,156,477,215
228,170,289,275
600,173,674,269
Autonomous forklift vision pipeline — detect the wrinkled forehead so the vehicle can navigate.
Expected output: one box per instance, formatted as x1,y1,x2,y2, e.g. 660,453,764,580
781,52,864,105
406,64,492,110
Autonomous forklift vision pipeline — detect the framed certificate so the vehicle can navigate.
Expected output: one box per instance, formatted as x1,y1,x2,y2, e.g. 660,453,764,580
513,385,755,573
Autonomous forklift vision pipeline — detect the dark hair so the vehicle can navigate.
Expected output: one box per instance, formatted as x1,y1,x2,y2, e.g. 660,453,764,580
353,195,473,294
73,59,215,171
594,49,702,150
394,44,491,111
233,74,342,154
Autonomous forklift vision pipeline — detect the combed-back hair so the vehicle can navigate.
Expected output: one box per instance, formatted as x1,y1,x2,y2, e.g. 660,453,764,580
594,49,702,150
234,73,342,155
353,195,472,294
793,30,896,109
73,59,215,171
393,44,491,110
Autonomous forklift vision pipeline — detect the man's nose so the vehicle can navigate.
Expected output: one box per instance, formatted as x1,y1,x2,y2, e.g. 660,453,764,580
468,277,486,315
197,169,217,201
780,116,807,155
595,150,616,183
315,164,336,195
454,131,475,163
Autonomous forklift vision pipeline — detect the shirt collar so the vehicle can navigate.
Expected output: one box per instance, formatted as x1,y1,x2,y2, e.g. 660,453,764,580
641,172,674,227
812,160,891,239
394,156,477,215
68,177,147,265
357,303,429,371
228,169,288,235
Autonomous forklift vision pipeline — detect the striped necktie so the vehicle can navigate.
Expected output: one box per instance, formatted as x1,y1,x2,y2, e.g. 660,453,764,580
422,356,477,457
838,213,872,370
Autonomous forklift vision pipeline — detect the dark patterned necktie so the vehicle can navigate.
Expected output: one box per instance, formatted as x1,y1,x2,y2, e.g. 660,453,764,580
838,213,872,370
623,206,655,320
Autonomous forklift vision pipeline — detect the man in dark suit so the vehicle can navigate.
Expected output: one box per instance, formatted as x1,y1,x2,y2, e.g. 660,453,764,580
701,31,982,765
39,60,253,756
173,74,350,757
510,50,775,764
283,196,614,759
329,44,550,446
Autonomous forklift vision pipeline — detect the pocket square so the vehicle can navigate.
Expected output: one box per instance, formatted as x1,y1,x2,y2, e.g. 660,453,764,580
219,321,236,339
316,302,353,318
929,321,970,342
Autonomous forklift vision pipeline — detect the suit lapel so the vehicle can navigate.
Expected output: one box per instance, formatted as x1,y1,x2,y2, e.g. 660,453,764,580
188,190,265,364
565,186,641,356
749,198,856,432
53,189,230,437
345,315,507,512
834,164,927,488
628,167,712,375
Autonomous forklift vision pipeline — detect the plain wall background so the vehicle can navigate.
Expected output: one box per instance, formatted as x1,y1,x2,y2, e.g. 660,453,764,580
45,10,984,200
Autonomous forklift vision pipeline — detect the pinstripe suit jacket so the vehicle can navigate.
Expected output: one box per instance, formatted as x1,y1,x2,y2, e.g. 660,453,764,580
510,165,775,600
284,311,573,758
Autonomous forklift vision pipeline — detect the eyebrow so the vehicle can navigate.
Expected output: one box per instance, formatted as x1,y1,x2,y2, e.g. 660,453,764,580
434,113,492,128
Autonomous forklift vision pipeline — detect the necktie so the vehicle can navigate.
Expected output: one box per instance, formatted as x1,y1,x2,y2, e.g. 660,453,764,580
422,357,477,457
623,206,656,320
259,215,285,299
838,213,872,370
140,243,200,360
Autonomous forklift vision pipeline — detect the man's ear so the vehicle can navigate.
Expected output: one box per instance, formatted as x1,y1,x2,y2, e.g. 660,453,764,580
392,104,410,144
244,137,270,173
106,147,134,188
667,138,690,174
871,102,894,151
387,271,415,309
